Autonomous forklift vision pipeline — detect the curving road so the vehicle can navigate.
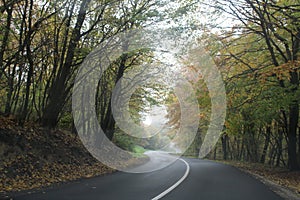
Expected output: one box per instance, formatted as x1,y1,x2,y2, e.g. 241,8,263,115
12,152,282,200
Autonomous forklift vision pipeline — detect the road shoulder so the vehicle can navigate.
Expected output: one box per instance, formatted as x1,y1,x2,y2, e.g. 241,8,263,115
218,160,300,200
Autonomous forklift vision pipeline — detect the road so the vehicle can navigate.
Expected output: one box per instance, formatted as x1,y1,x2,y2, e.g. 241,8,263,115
12,152,282,200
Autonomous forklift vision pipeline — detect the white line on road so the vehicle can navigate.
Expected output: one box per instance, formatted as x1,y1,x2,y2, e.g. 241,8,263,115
151,158,190,200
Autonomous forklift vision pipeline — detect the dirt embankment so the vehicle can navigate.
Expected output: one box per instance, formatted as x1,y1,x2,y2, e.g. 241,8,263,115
0,116,115,195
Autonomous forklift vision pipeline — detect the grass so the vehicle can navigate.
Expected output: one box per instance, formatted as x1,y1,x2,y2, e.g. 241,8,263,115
131,145,146,154
130,145,147,158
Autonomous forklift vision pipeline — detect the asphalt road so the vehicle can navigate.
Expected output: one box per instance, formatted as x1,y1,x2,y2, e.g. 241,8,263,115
12,153,282,200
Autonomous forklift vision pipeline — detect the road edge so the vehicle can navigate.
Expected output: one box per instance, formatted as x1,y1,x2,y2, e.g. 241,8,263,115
239,168,300,200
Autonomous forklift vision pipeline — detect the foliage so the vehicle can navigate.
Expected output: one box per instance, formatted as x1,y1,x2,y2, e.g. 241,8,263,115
199,0,300,170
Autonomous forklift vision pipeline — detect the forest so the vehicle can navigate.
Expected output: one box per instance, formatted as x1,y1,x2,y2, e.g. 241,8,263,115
0,1,300,194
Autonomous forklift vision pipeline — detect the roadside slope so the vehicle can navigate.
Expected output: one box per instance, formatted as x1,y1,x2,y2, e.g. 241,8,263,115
0,116,116,196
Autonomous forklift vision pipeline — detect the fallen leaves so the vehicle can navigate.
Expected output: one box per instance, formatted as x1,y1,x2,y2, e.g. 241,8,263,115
0,116,116,194
220,160,300,194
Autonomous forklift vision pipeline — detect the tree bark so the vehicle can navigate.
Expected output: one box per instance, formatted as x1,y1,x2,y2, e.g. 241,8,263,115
221,133,228,160
288,101,299,170
42,0,91,128
101,54,127,140
260,126,271,164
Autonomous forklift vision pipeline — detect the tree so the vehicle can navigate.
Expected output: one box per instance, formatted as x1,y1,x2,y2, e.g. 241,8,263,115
41,0,163,128
203,0,300,170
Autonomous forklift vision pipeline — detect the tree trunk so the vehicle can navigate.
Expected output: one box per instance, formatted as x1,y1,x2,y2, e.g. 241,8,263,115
0,4,12,81
101,54,127,140
287,102,299,170
287,70,299,170
221,133,228,160
42,0,91,128
298,126,300,155
276,128,283,167
260,126,271,164
19,0,34,126
101,100,116,141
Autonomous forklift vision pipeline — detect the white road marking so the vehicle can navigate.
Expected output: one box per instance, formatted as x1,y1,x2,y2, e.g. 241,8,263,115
151,158,190,200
